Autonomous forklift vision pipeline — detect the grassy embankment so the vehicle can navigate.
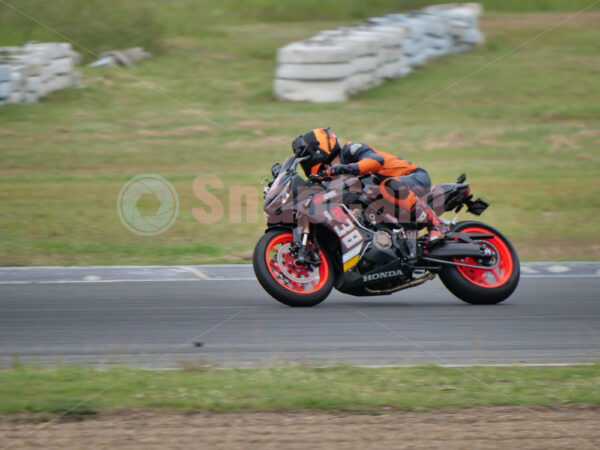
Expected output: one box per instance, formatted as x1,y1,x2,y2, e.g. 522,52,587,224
0,364,598,417
1,2,599,265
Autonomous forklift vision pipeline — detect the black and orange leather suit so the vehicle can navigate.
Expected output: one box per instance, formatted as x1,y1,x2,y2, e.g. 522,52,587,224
293,128,442,232
335,142,432,214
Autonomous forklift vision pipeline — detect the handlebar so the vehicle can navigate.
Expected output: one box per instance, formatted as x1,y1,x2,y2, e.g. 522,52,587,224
309,172,333,183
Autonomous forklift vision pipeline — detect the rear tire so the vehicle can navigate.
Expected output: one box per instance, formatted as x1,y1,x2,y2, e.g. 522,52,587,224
253,229,334,307
439,221,519,305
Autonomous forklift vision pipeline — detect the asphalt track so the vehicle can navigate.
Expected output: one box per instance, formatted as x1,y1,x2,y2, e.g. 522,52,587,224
0,263,599,368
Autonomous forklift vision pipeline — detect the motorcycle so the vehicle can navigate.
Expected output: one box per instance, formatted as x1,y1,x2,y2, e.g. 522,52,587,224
253,155,519,307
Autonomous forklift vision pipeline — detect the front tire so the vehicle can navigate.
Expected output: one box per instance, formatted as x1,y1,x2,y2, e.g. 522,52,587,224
439,221,520,305
253,229,334,307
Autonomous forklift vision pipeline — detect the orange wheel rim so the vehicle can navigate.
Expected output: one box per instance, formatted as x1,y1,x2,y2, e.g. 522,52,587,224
454,227,513,289
265,233,329,294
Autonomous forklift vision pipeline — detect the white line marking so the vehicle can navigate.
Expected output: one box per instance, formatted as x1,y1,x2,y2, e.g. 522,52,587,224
141,362,598,371
0,274,598,285
83,275,101,281
356,309,600,450
355,362,598,368
0,262,598,271
520,274,600,279
0,264,255,270
0,278,257,285
547,264,571,273
178,266,211,280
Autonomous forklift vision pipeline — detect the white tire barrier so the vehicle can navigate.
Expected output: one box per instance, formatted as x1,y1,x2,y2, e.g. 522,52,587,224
274,78,349,102
0,41,82,106
0,65,11,106
276,62,355,80
277,42,355,64
274,3,485,102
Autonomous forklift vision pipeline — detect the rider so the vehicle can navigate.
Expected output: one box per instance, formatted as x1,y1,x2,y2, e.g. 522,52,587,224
291,127,449,245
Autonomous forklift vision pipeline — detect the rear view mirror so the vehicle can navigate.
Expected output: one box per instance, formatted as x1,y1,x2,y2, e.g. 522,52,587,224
271,163,282,177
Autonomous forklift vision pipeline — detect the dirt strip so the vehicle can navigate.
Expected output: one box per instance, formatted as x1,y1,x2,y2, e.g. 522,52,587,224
1,406,599,449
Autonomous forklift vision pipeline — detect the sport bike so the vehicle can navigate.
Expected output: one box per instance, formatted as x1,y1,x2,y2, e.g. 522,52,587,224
253,156,519,307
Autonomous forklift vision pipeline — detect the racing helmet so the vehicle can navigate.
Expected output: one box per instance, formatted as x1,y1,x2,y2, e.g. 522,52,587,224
292,128,341,176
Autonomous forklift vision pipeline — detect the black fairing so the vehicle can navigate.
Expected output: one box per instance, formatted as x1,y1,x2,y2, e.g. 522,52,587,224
426,183,470,215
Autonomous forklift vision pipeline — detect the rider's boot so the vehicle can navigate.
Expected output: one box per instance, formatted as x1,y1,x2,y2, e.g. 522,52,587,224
380,180,449,247
415,200,450,247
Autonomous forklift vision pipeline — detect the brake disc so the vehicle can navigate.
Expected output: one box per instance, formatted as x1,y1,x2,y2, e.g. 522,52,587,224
276,243,320,284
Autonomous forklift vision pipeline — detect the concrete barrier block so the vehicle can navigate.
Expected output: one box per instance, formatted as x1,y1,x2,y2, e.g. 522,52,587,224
274,78,349,102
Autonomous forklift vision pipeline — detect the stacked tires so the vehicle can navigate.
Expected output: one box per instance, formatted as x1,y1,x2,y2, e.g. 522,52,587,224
0,42,81,106
274,3,485,102
274,41,356,102
0,66,10,106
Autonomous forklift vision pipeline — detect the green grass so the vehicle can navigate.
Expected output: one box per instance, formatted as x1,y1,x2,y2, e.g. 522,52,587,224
0,0,164,58
1,8,599,265
0,364,598,415
3,0,599,52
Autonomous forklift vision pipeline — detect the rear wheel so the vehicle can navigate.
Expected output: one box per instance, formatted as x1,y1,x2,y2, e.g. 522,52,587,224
439,221,519,304
253,229,334,307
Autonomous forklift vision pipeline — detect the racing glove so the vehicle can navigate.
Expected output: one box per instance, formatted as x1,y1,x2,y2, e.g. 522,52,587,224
327,163,359,177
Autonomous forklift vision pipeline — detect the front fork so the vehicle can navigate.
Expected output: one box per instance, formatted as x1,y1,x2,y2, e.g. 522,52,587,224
293,215,321,266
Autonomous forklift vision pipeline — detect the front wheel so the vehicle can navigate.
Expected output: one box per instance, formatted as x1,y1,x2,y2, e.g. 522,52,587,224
253,229,334,307
439,221,520,305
